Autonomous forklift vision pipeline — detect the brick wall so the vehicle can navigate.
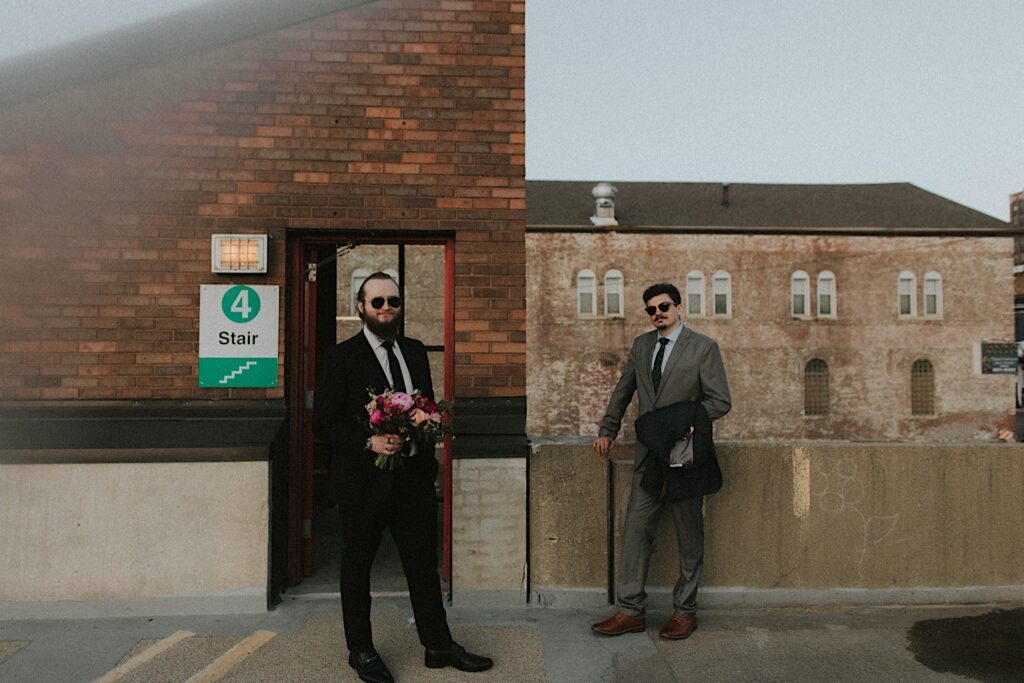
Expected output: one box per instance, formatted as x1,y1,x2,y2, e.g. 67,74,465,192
527,233,1015,441
0,0,525,401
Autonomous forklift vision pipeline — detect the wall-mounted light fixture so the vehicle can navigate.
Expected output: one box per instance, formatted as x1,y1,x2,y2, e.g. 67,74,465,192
211,234,268,274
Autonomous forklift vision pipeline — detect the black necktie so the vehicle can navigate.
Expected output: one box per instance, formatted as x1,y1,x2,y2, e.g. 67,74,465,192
652,338,669,392
382,340,407,393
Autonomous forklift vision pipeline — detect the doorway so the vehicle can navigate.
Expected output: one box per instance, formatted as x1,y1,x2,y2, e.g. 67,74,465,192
285,235,454,594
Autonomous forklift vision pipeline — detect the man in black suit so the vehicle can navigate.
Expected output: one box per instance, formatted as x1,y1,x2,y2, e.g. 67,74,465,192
316,272,492,683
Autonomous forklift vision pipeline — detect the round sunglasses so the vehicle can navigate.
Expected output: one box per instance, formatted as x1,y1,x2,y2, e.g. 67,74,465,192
644,301,673,316
369,296,402,309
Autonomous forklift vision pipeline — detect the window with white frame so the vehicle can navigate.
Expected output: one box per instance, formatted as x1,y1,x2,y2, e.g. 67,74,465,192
898,272,916,316
923,272,942,317
686,271,705,316
577,269,596,316
712,271,731,316
351,268,370,315
604,270,623,317
791,271,810,317
817,271,836,317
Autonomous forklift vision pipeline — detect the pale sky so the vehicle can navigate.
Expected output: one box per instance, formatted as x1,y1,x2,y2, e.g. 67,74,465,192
2,0,1022,220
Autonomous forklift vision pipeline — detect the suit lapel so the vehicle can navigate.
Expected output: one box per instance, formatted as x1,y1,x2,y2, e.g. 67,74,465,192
639,331,658,399
657,326,690,398
396,337,430,397
354,331,390,392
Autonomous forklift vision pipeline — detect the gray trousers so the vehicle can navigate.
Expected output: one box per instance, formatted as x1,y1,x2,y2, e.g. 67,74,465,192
617,463,704,617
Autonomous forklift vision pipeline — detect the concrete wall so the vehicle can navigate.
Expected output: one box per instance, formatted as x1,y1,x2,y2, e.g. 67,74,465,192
530,441,1024,606
452,457,527,603
0,461,268,618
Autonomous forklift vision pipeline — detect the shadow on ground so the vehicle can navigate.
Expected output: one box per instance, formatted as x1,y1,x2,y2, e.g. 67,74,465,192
907,608,1024,682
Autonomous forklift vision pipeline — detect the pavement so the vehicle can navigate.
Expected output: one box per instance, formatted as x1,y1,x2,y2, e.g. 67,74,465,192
1,594,1023,682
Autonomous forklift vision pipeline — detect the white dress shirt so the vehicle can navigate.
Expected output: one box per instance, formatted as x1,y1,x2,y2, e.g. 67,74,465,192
363,327,414,392
652,322,684,375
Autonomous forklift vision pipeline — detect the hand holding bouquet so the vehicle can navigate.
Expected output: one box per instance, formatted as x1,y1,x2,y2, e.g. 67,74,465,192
365,388,452,470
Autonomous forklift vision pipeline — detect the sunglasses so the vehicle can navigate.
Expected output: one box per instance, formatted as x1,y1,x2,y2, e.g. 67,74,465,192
369,296,402,310
644,301,674,316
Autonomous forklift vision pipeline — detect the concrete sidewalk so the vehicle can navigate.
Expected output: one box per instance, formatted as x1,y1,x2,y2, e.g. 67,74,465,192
1,596,1022,682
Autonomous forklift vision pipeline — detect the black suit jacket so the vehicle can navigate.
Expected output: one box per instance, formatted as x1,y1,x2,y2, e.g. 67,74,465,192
634,400,722,502
314,330,437,489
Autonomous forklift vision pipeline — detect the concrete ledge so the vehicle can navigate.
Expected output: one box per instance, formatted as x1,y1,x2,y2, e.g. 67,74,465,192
449,589,530,608
531,588,609,609
0,588,266,620
530,585,1024,609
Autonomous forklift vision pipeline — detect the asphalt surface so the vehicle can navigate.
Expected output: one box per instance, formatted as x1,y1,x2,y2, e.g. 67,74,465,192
1,596,1022,682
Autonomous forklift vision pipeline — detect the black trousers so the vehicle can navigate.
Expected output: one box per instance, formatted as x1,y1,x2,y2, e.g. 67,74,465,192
337,459,452,653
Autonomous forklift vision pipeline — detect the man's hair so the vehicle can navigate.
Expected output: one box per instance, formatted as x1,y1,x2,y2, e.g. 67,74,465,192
642,283,681,305
356,271,398,302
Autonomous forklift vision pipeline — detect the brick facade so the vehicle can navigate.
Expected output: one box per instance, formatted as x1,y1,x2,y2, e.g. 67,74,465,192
527,233,1015,441
0,0,525,401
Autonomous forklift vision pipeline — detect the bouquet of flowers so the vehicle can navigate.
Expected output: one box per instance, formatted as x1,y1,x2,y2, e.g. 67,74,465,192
365,388,452,470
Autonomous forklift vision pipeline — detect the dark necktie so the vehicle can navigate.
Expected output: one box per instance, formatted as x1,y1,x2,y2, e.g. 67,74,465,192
651,337,669,392
382,340,407,393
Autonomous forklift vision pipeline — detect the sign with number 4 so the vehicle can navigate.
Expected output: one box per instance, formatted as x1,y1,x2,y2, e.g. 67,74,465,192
198,285,279,387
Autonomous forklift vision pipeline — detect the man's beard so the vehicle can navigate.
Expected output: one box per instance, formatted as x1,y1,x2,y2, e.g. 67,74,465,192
364,311,402,339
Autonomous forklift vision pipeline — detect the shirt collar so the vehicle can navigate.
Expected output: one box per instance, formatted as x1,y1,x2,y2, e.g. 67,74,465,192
659,321,685,344
363,326,396,350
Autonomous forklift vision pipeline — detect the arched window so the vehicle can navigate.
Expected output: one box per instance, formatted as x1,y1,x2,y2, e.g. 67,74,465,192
350,268,370,315
383,267,399,284
898,272,916,316
804,358,829,416
911,359,935,415
791,271,810,317
817,271,836,317
604,270,623,317
577,269,596,316
923,272,942,317
712,271,731,317
686,271,705,316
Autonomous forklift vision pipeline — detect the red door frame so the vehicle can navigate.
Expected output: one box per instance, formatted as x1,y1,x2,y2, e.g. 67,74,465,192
286,233,455,587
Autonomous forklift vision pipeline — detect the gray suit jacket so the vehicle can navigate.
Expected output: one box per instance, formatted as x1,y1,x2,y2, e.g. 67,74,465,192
599,325,731,468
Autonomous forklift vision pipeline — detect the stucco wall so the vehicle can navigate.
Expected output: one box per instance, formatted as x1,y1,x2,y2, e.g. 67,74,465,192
530,442,1024,603
0,461,268,617
526,233,1015,441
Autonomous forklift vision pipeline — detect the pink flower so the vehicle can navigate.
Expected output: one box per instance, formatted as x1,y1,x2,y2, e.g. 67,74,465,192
369,409,384,425
429,411,443,423
390,392,414,412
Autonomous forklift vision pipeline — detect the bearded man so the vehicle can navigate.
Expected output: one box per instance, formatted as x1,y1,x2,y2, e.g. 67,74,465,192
315,272,491,683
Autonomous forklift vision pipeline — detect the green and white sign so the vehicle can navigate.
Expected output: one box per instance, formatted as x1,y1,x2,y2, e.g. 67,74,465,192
199,284,279,387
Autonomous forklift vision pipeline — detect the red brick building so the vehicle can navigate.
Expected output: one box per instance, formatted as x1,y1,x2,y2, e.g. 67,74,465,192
527,181,1016,442
0,0,526,613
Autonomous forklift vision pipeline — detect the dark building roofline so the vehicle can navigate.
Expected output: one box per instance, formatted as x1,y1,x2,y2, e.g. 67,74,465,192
0,0,374,107
526,180,1015,236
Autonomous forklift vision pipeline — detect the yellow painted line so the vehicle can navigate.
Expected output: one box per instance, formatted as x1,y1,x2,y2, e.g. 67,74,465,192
95,630,194,683
184,630,277,683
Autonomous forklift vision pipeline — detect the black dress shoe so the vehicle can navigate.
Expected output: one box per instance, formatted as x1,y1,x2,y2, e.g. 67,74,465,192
424,641,493,672
348,650,394,683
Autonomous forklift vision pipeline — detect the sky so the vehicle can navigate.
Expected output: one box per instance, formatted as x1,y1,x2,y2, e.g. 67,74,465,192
2,0,1022,220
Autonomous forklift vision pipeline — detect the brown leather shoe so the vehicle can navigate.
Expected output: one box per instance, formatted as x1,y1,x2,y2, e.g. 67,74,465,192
591,612,646,636
659,613,698,639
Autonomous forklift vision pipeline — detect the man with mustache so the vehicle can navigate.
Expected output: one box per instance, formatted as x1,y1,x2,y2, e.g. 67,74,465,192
591,282,731,641
316,272,492,683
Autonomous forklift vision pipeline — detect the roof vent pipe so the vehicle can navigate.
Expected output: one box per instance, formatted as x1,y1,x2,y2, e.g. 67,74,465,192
721,183,730,207
590,182,618,227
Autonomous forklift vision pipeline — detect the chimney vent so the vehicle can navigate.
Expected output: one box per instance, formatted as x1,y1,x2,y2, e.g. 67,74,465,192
590,183,618,226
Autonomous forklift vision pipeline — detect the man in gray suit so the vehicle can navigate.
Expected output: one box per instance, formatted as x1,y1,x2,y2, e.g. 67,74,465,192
591,283,731,640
